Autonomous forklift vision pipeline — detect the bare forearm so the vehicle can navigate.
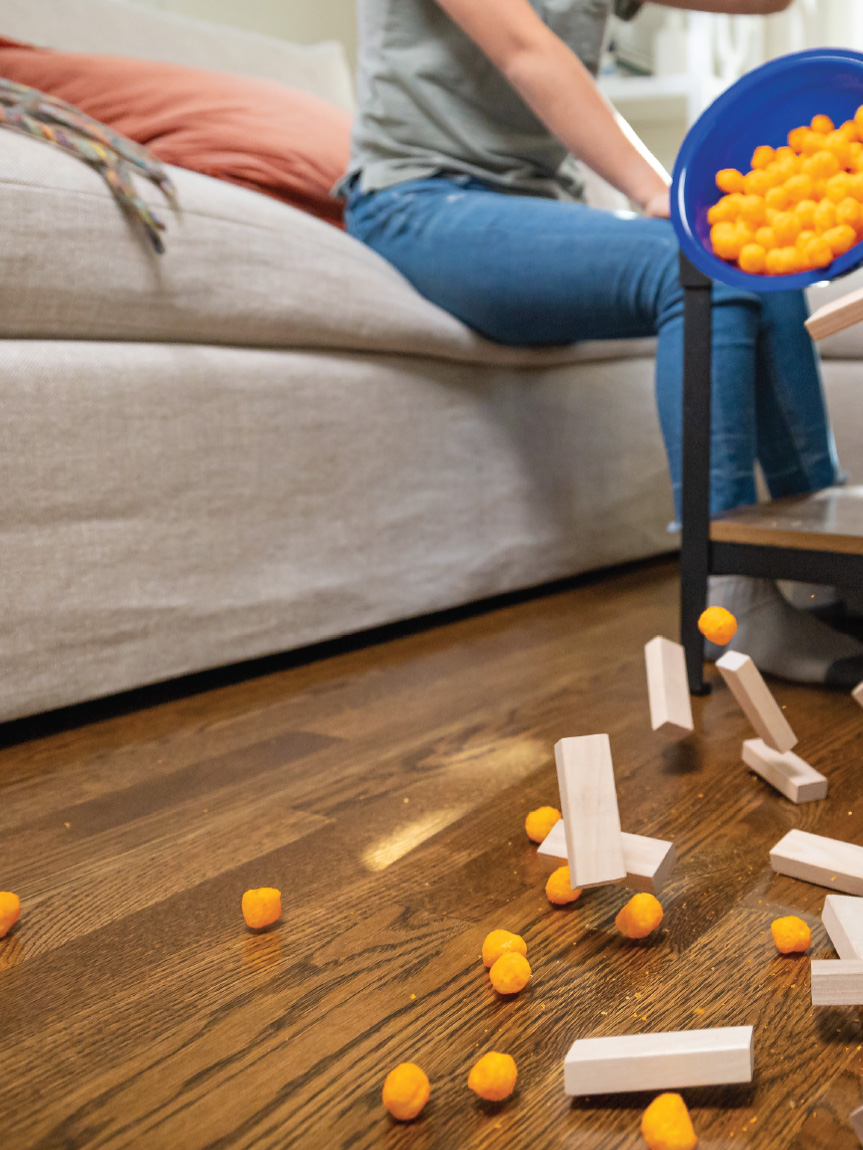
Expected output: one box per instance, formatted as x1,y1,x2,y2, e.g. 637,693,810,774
503,36,670,207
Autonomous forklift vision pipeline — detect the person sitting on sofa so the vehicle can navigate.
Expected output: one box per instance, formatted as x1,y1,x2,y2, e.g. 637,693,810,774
339,0,863,688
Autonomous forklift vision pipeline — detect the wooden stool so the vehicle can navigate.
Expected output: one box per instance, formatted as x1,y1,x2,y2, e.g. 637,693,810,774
679,255,863,694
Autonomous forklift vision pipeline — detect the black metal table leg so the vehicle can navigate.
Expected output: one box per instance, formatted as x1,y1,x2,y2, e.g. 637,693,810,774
679,253,713,695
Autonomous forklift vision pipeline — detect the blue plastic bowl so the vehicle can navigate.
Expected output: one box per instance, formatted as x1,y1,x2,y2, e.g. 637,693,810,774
671,48,863,292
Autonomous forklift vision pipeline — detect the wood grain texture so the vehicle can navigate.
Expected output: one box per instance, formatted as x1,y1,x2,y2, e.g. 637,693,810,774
742,738,828,804
3,559,863,1148
716,652,798,753
645,635,694,733
554,735,626,887
822,896,863,961
811,960,863,1006
710,487,863,556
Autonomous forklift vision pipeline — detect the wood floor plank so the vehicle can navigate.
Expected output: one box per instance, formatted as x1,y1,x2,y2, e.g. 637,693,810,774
3,560,863,1147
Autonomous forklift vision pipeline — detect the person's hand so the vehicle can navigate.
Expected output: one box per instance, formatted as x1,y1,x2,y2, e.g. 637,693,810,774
643,188,671,219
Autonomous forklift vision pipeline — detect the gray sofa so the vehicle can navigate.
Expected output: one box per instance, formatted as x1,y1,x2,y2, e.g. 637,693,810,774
2,0,861,724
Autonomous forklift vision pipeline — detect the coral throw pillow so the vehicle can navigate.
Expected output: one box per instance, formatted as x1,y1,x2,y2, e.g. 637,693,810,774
0,43,352,225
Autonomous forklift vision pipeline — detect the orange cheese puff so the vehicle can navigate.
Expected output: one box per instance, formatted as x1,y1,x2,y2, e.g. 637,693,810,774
0,892,21,939
750,144,775,170
765,248,787,275
467,1052,518,1102
545,865,583,906
813,198,837,232
812,178,829,200
784,173,814,204
810,113,835,135
788,125,809,153
838,119,860,143
837,197,863,232
802,149,841,180
795,229,816,252
850,143,863,173
715,168,745,194
710,222,742,261
800,129,826,156
759,162,784,190
771,211,799,246
482,929,527,968
849,171,863,200
738,194,766,227
765,183,790,212
823,224,858,257
771,915,811,954
742,169,772,198
738,243,767,275
765,247,805,276
824,131,853,168
489,951,531,995
856,104,863,135
615,893,664,939
805,235,834,270
794,199,818,230
826,172,853,204
697,605,737,646
525,805,561,843
774,146,799,176
641,1092,698,1150
241,887,282,930
755,225,778,251
706,193,743,225
382,1063,430,1121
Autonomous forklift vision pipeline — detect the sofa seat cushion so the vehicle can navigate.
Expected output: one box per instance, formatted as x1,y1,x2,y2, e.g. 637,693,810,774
0,130,655,368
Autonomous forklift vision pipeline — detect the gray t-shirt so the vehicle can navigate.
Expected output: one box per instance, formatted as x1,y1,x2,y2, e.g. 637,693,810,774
340,0,641,201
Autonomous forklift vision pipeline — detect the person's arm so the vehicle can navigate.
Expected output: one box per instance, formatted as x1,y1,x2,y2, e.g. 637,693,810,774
434,0,671,216
654,0,792,13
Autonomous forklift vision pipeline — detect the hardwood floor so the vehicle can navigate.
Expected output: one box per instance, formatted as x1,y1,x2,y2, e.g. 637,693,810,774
2,559,863,1149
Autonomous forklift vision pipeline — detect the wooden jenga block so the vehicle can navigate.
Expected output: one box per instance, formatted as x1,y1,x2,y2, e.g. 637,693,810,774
741,738,827,803
644,636,694,734
805,285,863,341
770,829,863,895
822,895,863,960
564,1027,754,1095
850,1104,863,1145
853,681,863,709
538,820,676,895
554,735,626,888
811,960,863,1006
716,651,797,753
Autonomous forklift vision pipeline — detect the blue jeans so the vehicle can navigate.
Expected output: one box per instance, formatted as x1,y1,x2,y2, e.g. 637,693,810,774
345,176,839,519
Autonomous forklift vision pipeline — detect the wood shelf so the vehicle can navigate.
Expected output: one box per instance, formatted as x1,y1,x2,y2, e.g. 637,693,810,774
710,487,863,555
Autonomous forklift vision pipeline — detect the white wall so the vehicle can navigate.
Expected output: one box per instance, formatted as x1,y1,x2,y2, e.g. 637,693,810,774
139,0,359,65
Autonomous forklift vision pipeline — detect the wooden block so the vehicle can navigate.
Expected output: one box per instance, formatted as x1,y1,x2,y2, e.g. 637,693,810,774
538,820,676,895
564,1026,754,1096
554,735,626,888
805,285,863,341
716,651,797,753
770,829,863,895
811,960,863,1006
644,636,694,734
741,738,827,803
850,1104,863,1145
822,895,863,960
853,681,863,709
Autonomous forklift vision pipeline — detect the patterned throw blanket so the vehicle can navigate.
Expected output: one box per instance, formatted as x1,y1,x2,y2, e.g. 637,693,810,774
0,76,176,253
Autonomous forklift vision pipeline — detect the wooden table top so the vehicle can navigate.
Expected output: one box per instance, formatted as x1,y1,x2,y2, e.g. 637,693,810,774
2,559,863,1149
711,486,863,555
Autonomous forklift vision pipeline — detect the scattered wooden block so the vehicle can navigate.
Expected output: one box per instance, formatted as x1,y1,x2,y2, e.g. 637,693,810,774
716,651,797,753
538,820,676,895
770,829,863,895
851,1104,863,1145
853,681,863,709
805,284,863,342
822,895,863,960
554,735,626,888
811,960,863,1006
644,636,694,734
564,1026,754,1095
741,738,827,803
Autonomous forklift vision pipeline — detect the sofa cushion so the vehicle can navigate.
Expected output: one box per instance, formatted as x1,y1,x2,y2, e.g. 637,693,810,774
0,46,352,226
0,130,656,368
